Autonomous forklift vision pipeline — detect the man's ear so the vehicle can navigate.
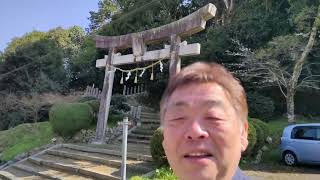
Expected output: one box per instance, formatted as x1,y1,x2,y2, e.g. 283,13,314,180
240,121,249,152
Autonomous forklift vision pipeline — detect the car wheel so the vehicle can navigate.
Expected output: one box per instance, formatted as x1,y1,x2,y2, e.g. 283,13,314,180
283,151,297,166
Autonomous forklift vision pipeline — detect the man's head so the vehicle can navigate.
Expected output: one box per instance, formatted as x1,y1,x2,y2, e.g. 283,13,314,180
160,62,249,180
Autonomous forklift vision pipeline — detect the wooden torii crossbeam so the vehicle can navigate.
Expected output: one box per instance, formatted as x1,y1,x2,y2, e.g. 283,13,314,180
93,3,217,144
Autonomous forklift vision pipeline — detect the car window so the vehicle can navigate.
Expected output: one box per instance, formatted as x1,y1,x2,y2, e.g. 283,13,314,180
291,126,317,140
316,126,320,141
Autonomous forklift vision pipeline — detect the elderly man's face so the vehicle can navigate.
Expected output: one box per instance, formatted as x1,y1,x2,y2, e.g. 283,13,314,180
162,83,248,180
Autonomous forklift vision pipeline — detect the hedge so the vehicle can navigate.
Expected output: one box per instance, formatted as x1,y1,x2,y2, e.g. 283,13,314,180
243,121,257,156
251,120,265,153
150,128,168,167
49,103,93,138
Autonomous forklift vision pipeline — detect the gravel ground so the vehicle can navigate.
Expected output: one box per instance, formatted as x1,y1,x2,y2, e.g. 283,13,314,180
243,164,320,180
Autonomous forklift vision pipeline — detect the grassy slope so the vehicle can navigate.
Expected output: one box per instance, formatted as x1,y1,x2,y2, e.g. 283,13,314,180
0,122,54,161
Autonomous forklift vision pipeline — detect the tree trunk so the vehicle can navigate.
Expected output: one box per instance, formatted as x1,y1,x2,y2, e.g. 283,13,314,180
286,87,295,123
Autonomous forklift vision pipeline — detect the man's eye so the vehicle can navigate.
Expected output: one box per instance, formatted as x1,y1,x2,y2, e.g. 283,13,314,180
205,116,217,121
169,117,185,121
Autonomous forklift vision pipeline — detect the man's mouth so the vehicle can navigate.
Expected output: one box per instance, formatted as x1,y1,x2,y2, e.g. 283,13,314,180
184,152,213,158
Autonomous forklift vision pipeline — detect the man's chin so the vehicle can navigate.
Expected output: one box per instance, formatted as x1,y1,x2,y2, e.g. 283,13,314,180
176,158,218,180
177,168,218,180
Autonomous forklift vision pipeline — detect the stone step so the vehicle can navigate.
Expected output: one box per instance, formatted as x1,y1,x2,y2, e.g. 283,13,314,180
63,144,152,161
29,155,120,180
47,148,153,173
140,118,160,124
139,124,160,130
12,164,61,180
128,134,153,140
126,139,150,145
85,143,151,154
131,128,155,136
140,112,160,119
20,159,92,180
2,166,45,180
0,171,18,180
141,107,157,113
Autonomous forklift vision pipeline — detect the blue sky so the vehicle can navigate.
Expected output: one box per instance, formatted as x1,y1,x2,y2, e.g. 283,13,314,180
0,0,100,52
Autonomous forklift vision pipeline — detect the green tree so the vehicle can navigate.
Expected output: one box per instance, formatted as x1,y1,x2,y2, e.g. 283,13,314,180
226,3,320,122
88,0,119,32
0,26,85,94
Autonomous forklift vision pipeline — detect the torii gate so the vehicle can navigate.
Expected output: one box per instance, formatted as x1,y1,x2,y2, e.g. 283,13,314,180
93,3,217,144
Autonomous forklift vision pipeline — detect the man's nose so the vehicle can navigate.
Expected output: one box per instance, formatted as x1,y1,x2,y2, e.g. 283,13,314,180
184,120,209,140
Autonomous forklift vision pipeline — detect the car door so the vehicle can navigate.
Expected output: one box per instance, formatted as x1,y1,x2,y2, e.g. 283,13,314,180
315,126,320,162
291,126,318,162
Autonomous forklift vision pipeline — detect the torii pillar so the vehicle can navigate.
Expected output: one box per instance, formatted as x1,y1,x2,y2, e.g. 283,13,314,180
93,3,217,144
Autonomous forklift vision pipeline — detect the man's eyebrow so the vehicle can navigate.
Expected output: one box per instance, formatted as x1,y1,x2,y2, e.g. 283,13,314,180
168,101,190,108
167,100,224,108
202,100,224,108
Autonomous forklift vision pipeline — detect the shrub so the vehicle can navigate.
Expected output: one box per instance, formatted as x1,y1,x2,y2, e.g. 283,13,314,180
150,128,168,167
108,114,124,127
85,100,100,114
152,167,177,180
251,119,265,152
247,92,275,121
0,93,35,130
243,121,257,156
251,118,270,138
130,167,177,180
110,94,130,114
49,103,93,138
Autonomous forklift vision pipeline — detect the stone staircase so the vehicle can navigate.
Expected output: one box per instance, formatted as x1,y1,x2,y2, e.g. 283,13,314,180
123,107,160,145
0,106,160,180
0,143,155,180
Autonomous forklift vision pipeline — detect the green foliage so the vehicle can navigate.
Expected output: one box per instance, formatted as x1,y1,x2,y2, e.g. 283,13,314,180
110,94,130,113
77,94,129,125
251,118,270,138
130,176,149,180
0,38,66,94
244,121,257,156
88,0,119,32
256,35,306,65
152,167,177,180
0,122,54,161
130,167,177,180
228,0,291,48
150,128,168,167
292,6,318,32
1,26,85,95
67,37,101,89
250,119,265,152
203,26,232,60
49,103,93,137
3,31,47,55
86,100,100,114
0,93,36,130
247,92,275,121
108,113,124,128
